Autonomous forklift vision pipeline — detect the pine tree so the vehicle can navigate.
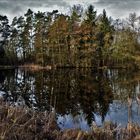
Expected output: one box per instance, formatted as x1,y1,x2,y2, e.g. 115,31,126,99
95,9,114,67
24,9,34,62
79,5,97,67
0,15,10,65
8,17,19,64
69,5,83,67
16,16,25,63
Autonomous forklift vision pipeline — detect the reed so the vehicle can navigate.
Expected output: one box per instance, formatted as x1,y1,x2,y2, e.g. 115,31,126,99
0,100,140,140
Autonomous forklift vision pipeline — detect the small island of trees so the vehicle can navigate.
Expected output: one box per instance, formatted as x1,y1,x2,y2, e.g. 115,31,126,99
0,5,140,69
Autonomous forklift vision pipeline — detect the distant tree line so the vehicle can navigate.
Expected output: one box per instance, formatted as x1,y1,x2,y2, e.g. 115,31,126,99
0,5,140,68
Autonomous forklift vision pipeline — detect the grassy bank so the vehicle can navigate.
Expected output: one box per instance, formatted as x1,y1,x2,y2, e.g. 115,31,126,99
0,101,140,140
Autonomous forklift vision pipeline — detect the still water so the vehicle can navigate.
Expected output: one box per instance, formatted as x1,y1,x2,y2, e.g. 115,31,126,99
0,68,140,130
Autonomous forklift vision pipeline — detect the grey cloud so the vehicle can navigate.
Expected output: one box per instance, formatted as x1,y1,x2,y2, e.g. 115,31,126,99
0,0,140,20
0,0,69,20
0,0,68,8
97,0,140,2
0,0,68,12
93,0,140,18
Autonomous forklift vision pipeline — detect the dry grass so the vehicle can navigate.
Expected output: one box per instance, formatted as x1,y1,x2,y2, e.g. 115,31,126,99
19,64,52,71
0,100,140,140
0,101,59,140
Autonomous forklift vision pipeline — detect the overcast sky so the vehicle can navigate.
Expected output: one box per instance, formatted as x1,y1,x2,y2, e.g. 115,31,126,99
0,0,140,21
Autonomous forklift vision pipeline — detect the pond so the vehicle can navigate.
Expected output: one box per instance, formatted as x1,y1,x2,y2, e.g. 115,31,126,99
0,68,140,131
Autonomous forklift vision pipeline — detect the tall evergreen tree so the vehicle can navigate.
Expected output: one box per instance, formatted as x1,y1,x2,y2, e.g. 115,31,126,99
69,5,83,67
0,15,10,65
95,9,114,67
34,12,45,66
48,14,70,66
16,16,25,63
79,5,97,67
8,17,19,64
24,9,34,62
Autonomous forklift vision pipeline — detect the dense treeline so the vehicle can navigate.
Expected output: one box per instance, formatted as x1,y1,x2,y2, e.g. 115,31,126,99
0,5,140,68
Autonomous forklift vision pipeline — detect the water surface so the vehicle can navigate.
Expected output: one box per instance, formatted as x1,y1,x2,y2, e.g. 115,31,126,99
0,68,140,130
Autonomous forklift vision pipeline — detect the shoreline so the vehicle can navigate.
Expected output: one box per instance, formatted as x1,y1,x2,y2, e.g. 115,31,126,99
0,64,138,71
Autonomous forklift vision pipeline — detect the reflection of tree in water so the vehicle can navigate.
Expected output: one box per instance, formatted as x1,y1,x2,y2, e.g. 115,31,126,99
78,69,113,125
0,70,6,83
0,69,38,108
96,69,113,122
109,69,138,101
0,69,16,100
0,69,113,126
1,68,140,128
34,70,52,110
45,68,113,126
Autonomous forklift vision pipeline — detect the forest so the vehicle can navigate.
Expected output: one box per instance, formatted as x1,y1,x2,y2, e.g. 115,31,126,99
0,5,140,69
